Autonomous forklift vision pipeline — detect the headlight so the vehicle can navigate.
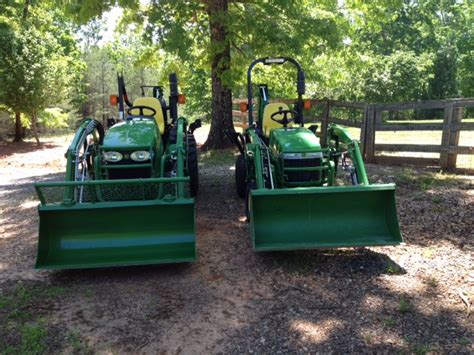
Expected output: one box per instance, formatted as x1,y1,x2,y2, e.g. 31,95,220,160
283,152,323,160
103,151,123,162
130,151,151,162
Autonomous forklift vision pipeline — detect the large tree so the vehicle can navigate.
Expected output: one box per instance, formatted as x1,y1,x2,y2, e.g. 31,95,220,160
63,0,343,149
0,1,81,143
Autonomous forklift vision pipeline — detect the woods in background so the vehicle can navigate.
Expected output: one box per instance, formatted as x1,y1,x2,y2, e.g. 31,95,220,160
0,0,472,147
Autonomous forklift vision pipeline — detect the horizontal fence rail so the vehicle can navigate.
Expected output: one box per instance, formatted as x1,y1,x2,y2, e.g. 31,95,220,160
232,97,474,170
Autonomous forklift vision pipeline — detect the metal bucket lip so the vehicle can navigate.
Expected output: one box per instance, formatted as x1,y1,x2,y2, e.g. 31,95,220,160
251,183,396,197
249,183,402,251
35,256,196,270
253,240,402,252
35,199,197,270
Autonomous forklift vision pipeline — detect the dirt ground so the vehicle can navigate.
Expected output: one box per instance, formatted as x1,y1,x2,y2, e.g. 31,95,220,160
0,136,473,354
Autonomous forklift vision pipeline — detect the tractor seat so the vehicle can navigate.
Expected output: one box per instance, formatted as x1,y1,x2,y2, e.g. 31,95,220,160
262,102,292,137
131,97,165,135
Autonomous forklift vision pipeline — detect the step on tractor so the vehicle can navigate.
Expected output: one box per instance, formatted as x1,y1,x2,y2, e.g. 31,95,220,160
34,73,201,269
228,57,402,251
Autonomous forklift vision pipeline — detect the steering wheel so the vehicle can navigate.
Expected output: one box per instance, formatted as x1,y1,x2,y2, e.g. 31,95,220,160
270,107,298,127
127,105,156,118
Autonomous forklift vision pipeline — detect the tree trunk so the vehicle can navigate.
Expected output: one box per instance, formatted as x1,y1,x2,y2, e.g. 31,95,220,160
202,0,235,150
22,0,30,21
32,110,40,145
13,111,23,142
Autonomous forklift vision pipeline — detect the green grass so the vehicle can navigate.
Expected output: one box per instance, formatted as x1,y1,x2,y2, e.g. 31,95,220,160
399,296,410,314
393,169,460,189
199,148,236,166
0,283,70,354
67,331,93,355
383,317,395,328
386,260,403,275
424,276,438,288
412,343,440,355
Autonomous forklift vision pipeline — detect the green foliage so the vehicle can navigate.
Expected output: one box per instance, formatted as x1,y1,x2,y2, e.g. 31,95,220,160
0,2,83,138
398,296,410,314
39,108,70,129
0,283,69,353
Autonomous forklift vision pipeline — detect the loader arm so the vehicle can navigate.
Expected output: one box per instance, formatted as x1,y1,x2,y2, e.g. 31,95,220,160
328,124,369,185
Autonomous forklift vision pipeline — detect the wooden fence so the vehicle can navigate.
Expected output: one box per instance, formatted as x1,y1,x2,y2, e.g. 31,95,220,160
232,98,474,170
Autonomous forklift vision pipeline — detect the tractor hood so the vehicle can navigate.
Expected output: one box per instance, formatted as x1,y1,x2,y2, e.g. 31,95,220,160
103,120,158,149
270,127,321,153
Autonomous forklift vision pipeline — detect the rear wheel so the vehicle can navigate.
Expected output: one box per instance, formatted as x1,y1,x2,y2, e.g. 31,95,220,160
235,154,247,198
187,134,199,197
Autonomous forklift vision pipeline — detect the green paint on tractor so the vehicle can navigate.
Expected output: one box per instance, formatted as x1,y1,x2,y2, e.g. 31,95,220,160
34,73,201,269
102,120,159,149
229,57,402,251
270,128,321,153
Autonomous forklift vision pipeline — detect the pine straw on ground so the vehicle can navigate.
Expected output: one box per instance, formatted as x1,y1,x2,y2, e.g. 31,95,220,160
0,137,472,353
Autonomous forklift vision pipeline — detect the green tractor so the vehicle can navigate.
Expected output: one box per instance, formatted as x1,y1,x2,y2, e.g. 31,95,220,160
34,73,201,269
229,57,402,251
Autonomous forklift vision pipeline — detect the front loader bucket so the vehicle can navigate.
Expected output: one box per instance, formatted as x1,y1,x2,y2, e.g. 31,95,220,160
249,184,402,251
34,177,196,269
36,200,195,269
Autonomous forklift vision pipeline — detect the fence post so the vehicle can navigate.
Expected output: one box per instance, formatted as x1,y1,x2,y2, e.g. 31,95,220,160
360,104,368,157
364,105,376,162
440,102,454,169
320,100,330,146
447,104,463,169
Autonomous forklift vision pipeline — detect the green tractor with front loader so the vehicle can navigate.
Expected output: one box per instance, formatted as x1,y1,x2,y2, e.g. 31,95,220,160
34,73,201,269
229,57,402,251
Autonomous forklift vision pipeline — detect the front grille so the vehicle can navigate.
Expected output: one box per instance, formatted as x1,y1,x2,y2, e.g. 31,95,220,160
284,157,321,168
283,156,322,183
108,167,152,179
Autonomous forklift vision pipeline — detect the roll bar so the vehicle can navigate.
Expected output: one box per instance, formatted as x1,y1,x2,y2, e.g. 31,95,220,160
247,57,305,126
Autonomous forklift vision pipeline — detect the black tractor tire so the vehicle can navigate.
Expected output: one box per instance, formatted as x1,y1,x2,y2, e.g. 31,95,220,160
235,154,247,198
187,134,199,197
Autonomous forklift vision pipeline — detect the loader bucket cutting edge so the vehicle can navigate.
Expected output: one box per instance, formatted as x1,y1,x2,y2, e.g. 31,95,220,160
35,199,195,269
249,184,402,251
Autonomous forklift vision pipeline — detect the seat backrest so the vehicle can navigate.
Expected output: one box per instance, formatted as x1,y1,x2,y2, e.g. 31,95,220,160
262,102,291,137
131,97,165,134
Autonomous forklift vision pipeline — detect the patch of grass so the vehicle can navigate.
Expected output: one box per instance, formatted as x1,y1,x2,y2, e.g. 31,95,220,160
412,343,439,355
0,283,70,353
395,170,415,184
394,169,459,190
418,176,436,191
274,252,316,275
383,317,395,328
399,296,410,314
431,195,442,204
362,333,374,344
68,331,93,355
424,276,438,288
19,322,48,354
386,260,403,275
199,149,236,165
459,337,471,347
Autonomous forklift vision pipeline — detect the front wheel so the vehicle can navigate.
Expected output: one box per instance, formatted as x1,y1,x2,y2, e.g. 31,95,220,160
235,154,247,198
187,134,199,197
